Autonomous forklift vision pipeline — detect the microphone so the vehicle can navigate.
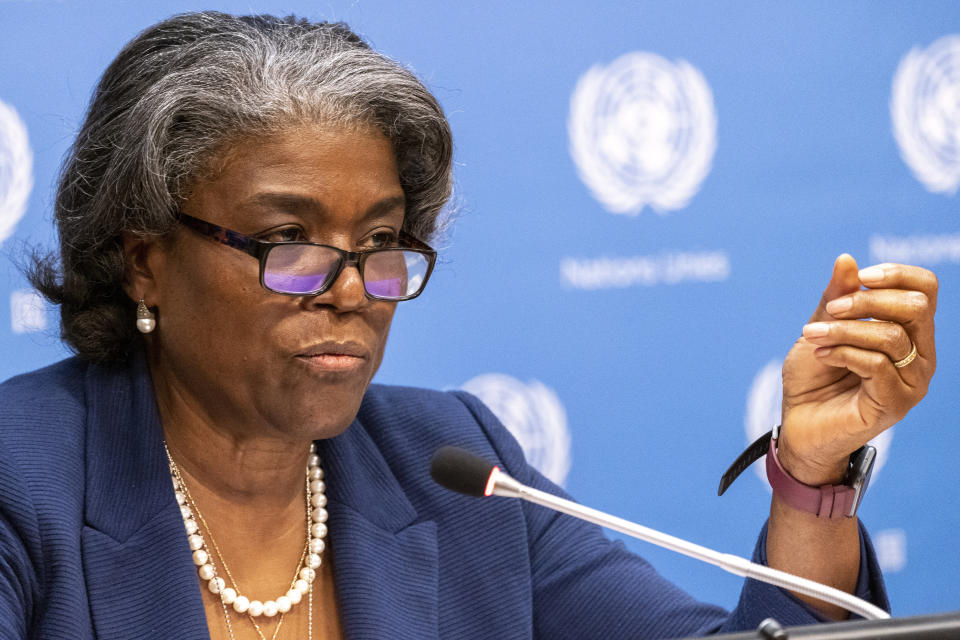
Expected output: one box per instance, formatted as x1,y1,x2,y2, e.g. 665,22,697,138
430,446,889,621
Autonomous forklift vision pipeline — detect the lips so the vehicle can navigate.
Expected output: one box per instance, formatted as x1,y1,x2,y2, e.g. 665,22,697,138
296,341,369,372
298,341,368,358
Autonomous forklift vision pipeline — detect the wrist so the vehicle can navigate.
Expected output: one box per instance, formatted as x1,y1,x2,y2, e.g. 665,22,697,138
717,427,878,520
775,437,848,486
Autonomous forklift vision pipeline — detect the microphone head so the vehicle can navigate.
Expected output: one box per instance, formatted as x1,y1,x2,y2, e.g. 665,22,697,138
430,446,498,497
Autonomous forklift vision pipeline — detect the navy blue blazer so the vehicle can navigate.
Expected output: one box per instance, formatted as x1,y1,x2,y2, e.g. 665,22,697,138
0,356,887,639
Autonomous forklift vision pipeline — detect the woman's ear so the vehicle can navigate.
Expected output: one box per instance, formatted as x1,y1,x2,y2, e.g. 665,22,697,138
121,232,164,304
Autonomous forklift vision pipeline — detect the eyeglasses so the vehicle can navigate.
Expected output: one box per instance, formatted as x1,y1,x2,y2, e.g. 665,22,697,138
178,212,437,301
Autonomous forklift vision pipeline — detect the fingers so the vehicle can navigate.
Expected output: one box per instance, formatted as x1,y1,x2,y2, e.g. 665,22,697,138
808,254,861,324
802,319,913,363
815,260,938,366
823,288,935,357
857,263,939,311
802,256,936,393
811,344,921,423
825,289,929,324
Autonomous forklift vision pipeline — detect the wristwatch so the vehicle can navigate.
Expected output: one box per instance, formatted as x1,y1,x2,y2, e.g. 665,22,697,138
718,426,877,519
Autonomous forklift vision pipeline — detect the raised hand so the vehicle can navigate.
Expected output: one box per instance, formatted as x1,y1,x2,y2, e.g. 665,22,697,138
778,254,937,485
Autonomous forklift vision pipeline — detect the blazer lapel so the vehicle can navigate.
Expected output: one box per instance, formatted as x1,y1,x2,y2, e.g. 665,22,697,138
80,357,209,640
320,419,439,640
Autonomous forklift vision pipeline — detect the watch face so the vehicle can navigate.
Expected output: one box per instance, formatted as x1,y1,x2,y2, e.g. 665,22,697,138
847,445,878,516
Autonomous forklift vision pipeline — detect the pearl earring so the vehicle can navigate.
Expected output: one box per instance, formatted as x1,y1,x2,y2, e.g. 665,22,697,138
136,298,156,334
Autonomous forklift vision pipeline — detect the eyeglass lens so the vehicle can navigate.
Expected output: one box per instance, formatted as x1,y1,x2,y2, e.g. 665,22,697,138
262,244,430,299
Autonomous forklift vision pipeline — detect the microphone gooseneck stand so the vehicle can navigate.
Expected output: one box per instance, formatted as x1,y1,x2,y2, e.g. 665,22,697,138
430,447,960,637
483,465,888,621
428,446,888,620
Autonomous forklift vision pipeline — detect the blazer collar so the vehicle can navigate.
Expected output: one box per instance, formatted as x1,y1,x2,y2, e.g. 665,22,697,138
80,354,439,639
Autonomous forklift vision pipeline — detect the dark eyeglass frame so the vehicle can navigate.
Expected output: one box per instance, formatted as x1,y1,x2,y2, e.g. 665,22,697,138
177,211,437,301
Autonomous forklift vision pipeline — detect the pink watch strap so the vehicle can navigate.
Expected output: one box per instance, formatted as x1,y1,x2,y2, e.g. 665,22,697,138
767,438,855,519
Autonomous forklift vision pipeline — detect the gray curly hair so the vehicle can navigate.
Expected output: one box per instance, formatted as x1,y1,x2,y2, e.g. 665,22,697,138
30,11,453,364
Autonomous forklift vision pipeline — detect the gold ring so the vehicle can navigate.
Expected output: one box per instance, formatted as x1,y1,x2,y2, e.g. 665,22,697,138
893,342,918,369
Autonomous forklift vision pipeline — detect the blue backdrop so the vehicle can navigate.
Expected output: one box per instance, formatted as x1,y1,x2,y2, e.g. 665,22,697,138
1,0,958,618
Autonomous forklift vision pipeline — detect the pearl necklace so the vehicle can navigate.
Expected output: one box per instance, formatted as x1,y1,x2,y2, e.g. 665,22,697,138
166,443,327,639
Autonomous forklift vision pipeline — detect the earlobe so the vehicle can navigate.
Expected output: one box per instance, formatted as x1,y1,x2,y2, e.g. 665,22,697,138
124,232,166,334
121,231,161,304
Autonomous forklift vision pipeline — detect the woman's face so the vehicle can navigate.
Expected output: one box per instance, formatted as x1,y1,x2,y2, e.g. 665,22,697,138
141,123,404,441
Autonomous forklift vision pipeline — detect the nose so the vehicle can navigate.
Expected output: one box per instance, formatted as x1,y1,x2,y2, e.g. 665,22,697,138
310,260,368,311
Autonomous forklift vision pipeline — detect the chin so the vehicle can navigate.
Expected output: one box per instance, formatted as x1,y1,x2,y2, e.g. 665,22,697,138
283,391,367,441
264,359,378,439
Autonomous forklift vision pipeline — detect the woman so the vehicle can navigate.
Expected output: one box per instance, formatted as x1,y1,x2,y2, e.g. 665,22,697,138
0,11,937,640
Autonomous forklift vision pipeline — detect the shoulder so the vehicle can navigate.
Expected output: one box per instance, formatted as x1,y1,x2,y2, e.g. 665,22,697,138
0,358,89,441
360,383,492,425
0,359,92,594
359,383,528,472
0,357,89,436
0,357,92,518
360,383,485,424
0,356,88,395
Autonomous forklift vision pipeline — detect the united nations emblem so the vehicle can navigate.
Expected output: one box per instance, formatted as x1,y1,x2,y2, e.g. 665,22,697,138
0,98,33,247
891,35,960,195
745,360,892,486
568,52,716,215
461,373,572,487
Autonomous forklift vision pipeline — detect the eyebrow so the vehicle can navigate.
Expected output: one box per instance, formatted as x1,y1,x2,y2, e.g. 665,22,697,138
246,192,406,222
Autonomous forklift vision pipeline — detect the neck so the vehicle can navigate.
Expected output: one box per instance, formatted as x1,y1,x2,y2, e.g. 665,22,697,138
150,359,313,503
153,373,312,543
164,418,310,510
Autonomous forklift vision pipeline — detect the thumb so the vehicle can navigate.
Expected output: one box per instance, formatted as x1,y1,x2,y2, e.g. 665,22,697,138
808,253,861,323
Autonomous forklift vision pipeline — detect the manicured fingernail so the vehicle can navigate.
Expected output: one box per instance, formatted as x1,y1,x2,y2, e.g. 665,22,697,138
803,322,830,338
859,266,885,284
826,297,852,314
814,347,833,357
